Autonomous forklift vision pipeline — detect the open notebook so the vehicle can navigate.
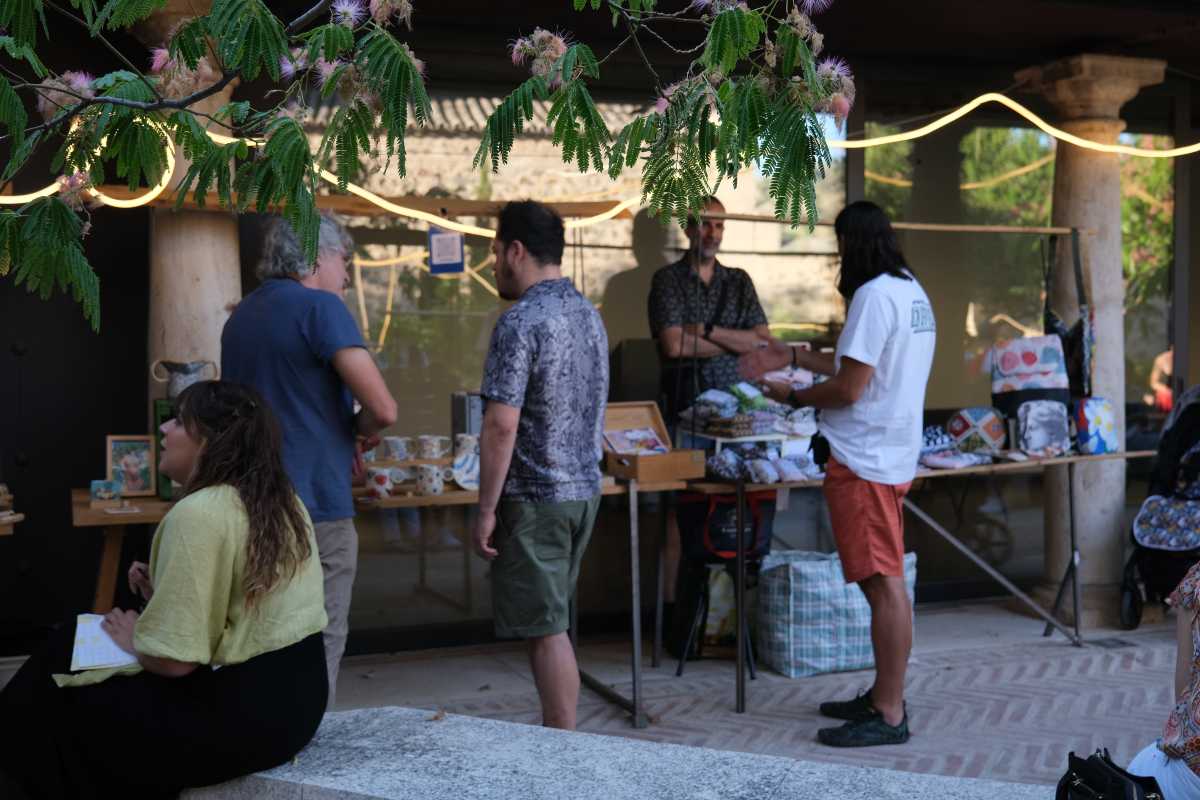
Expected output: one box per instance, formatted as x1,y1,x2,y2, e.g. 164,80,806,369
70,613,138,672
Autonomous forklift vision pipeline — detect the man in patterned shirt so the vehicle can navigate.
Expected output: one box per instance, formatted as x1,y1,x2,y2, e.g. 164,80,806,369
647,196,770,623
473,200,609,730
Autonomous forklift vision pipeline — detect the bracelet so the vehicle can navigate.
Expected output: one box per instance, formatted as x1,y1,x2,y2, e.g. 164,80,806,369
703,322,714,339
791,346,799,368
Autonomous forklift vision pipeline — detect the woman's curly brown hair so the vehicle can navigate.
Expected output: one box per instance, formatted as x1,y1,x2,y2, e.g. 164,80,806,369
175,380,312,608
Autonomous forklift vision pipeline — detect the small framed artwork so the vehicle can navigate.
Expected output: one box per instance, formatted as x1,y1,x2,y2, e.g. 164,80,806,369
106,435,156,497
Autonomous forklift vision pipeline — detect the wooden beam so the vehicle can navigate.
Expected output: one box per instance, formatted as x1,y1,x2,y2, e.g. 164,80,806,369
93,186,635,220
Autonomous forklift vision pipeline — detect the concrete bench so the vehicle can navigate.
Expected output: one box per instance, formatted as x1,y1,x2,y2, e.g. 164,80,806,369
184,707,1052,799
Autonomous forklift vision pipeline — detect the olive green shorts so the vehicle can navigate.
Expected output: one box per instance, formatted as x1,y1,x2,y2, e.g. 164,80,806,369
491,495,601,639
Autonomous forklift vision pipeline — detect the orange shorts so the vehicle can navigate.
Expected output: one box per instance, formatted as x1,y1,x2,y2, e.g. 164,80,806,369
823,455,911,584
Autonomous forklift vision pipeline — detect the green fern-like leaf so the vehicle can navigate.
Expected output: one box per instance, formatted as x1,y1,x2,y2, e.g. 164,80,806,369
759,98,830,228
607,114,652,179
358,25,432,176
0,77,27,153
0,210,20,278
108,118,170,190
546,79,610,173
700,7,764,75
6,198,100,331
319,101,374,190
473,75,548,172
302,23,355,64
167,16,209,70
209,0,288,81
0,35,48,77
2,129,43,184
0,0,46,48
94,0,168,31
67,0,98,27
557,43,600,81
641,131,710,226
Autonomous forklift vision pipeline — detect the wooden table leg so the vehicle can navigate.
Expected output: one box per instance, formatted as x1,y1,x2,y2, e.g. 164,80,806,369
93,526,125,613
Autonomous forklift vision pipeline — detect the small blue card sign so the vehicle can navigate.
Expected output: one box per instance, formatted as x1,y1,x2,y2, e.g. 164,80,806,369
428,226,465,274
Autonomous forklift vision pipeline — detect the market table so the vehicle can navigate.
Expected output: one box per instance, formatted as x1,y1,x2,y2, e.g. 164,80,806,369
686,449,1156,713
356,478,686,729
71,489,175,613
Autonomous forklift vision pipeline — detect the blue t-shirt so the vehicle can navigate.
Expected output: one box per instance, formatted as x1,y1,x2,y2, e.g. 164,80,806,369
221,279,365,522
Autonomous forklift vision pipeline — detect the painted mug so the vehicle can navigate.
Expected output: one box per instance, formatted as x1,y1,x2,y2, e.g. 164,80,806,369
383,436,412,461
455,433,480,457
418,435,452,460
388,466,414,484
367,467,392,498
417,464,444,496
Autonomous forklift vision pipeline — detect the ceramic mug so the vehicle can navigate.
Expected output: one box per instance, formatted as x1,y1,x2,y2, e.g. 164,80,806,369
388,466,414,484
442,466,455,482
417,464,444,496
367,467,392,498
455,433,479,457
361,447,377,463
383,436,412,461
418,435,452,460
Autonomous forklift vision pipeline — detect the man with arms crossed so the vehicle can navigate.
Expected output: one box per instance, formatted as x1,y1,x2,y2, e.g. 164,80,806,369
222,215,398,707
743,201,935,746
473,200,609,730
648,195,770,626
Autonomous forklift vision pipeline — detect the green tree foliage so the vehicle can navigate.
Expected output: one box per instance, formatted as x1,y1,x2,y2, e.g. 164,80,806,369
1,0,850,330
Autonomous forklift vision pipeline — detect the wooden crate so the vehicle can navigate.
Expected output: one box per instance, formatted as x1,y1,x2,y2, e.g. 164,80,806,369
603,401,706,483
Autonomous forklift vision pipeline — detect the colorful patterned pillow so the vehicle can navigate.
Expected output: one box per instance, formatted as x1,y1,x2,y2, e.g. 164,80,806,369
946,407,1007,453
1075,397,1117,455
1133,495,1200,552
988,335,1069,394
1018,400,1071,457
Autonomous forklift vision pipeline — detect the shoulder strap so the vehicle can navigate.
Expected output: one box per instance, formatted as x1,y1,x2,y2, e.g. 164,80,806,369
1070,229,1087,314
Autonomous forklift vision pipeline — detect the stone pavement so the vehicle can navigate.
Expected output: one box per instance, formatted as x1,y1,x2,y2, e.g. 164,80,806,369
334,601,1175,788
184,707,1054,800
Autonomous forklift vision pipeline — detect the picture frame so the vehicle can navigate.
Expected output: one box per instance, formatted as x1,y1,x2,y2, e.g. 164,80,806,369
106,435,156,497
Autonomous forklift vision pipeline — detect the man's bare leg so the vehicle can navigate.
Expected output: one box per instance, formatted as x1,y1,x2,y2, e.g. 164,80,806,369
858,573,911,726
528,632,580,730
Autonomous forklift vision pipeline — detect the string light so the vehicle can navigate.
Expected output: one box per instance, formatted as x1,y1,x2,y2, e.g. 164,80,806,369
3,91,1196,226
829,92,1200,159
866,154,1056,191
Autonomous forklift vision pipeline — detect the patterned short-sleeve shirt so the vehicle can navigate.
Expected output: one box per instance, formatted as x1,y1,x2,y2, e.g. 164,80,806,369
647,257,769,391
481,278,609,503
1162,563,1200,776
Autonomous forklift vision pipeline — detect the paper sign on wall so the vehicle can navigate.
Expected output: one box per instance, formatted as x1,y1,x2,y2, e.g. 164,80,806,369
428,226,465,274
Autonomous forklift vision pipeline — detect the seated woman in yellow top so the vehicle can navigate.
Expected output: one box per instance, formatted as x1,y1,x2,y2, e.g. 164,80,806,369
0,381,329,800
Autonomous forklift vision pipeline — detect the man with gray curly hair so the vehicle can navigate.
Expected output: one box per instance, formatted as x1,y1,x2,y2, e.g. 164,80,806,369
222,214,397,707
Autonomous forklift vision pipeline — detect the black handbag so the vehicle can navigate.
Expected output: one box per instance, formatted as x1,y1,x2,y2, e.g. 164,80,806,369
1056,749,1163,800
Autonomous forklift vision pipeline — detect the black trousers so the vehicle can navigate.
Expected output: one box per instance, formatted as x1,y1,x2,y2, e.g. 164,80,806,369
0,619,327,800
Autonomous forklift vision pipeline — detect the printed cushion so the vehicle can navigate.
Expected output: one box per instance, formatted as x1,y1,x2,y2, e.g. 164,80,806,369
946,407,1006,453
1133,495,1200,552
988,335,1069,394
1017,400,1071,457
1075,397,1118,455
921,425,955,454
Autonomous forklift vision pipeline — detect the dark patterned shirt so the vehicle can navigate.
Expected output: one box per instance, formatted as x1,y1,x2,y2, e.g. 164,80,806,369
481,278,609,503
647,257,769,392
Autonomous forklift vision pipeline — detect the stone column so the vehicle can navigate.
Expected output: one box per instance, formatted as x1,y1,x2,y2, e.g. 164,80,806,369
1015,55,1164,625
136,1,242,414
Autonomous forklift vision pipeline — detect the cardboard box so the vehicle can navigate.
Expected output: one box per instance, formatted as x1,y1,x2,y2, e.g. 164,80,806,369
603,401,706,483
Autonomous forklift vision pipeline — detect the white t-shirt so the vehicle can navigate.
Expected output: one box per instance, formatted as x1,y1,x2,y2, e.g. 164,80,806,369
819,271,936,485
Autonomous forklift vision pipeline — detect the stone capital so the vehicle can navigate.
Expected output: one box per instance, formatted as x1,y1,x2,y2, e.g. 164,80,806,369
1015,54,1165,121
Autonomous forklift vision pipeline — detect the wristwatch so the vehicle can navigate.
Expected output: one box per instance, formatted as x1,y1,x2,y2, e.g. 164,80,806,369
703,321,715,339
791,346,799,368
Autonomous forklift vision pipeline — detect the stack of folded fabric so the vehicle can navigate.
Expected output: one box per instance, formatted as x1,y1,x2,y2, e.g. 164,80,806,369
729,382,768,412
705,414,756,438
705,445,825,483
695,389,739,419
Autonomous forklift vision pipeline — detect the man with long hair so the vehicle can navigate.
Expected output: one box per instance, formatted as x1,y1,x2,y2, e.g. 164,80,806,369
473,200,608,730
222,214,397,707
741,200,936,747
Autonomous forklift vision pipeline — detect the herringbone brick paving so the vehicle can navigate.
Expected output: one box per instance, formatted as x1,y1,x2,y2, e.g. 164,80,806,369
436,627,1176,787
